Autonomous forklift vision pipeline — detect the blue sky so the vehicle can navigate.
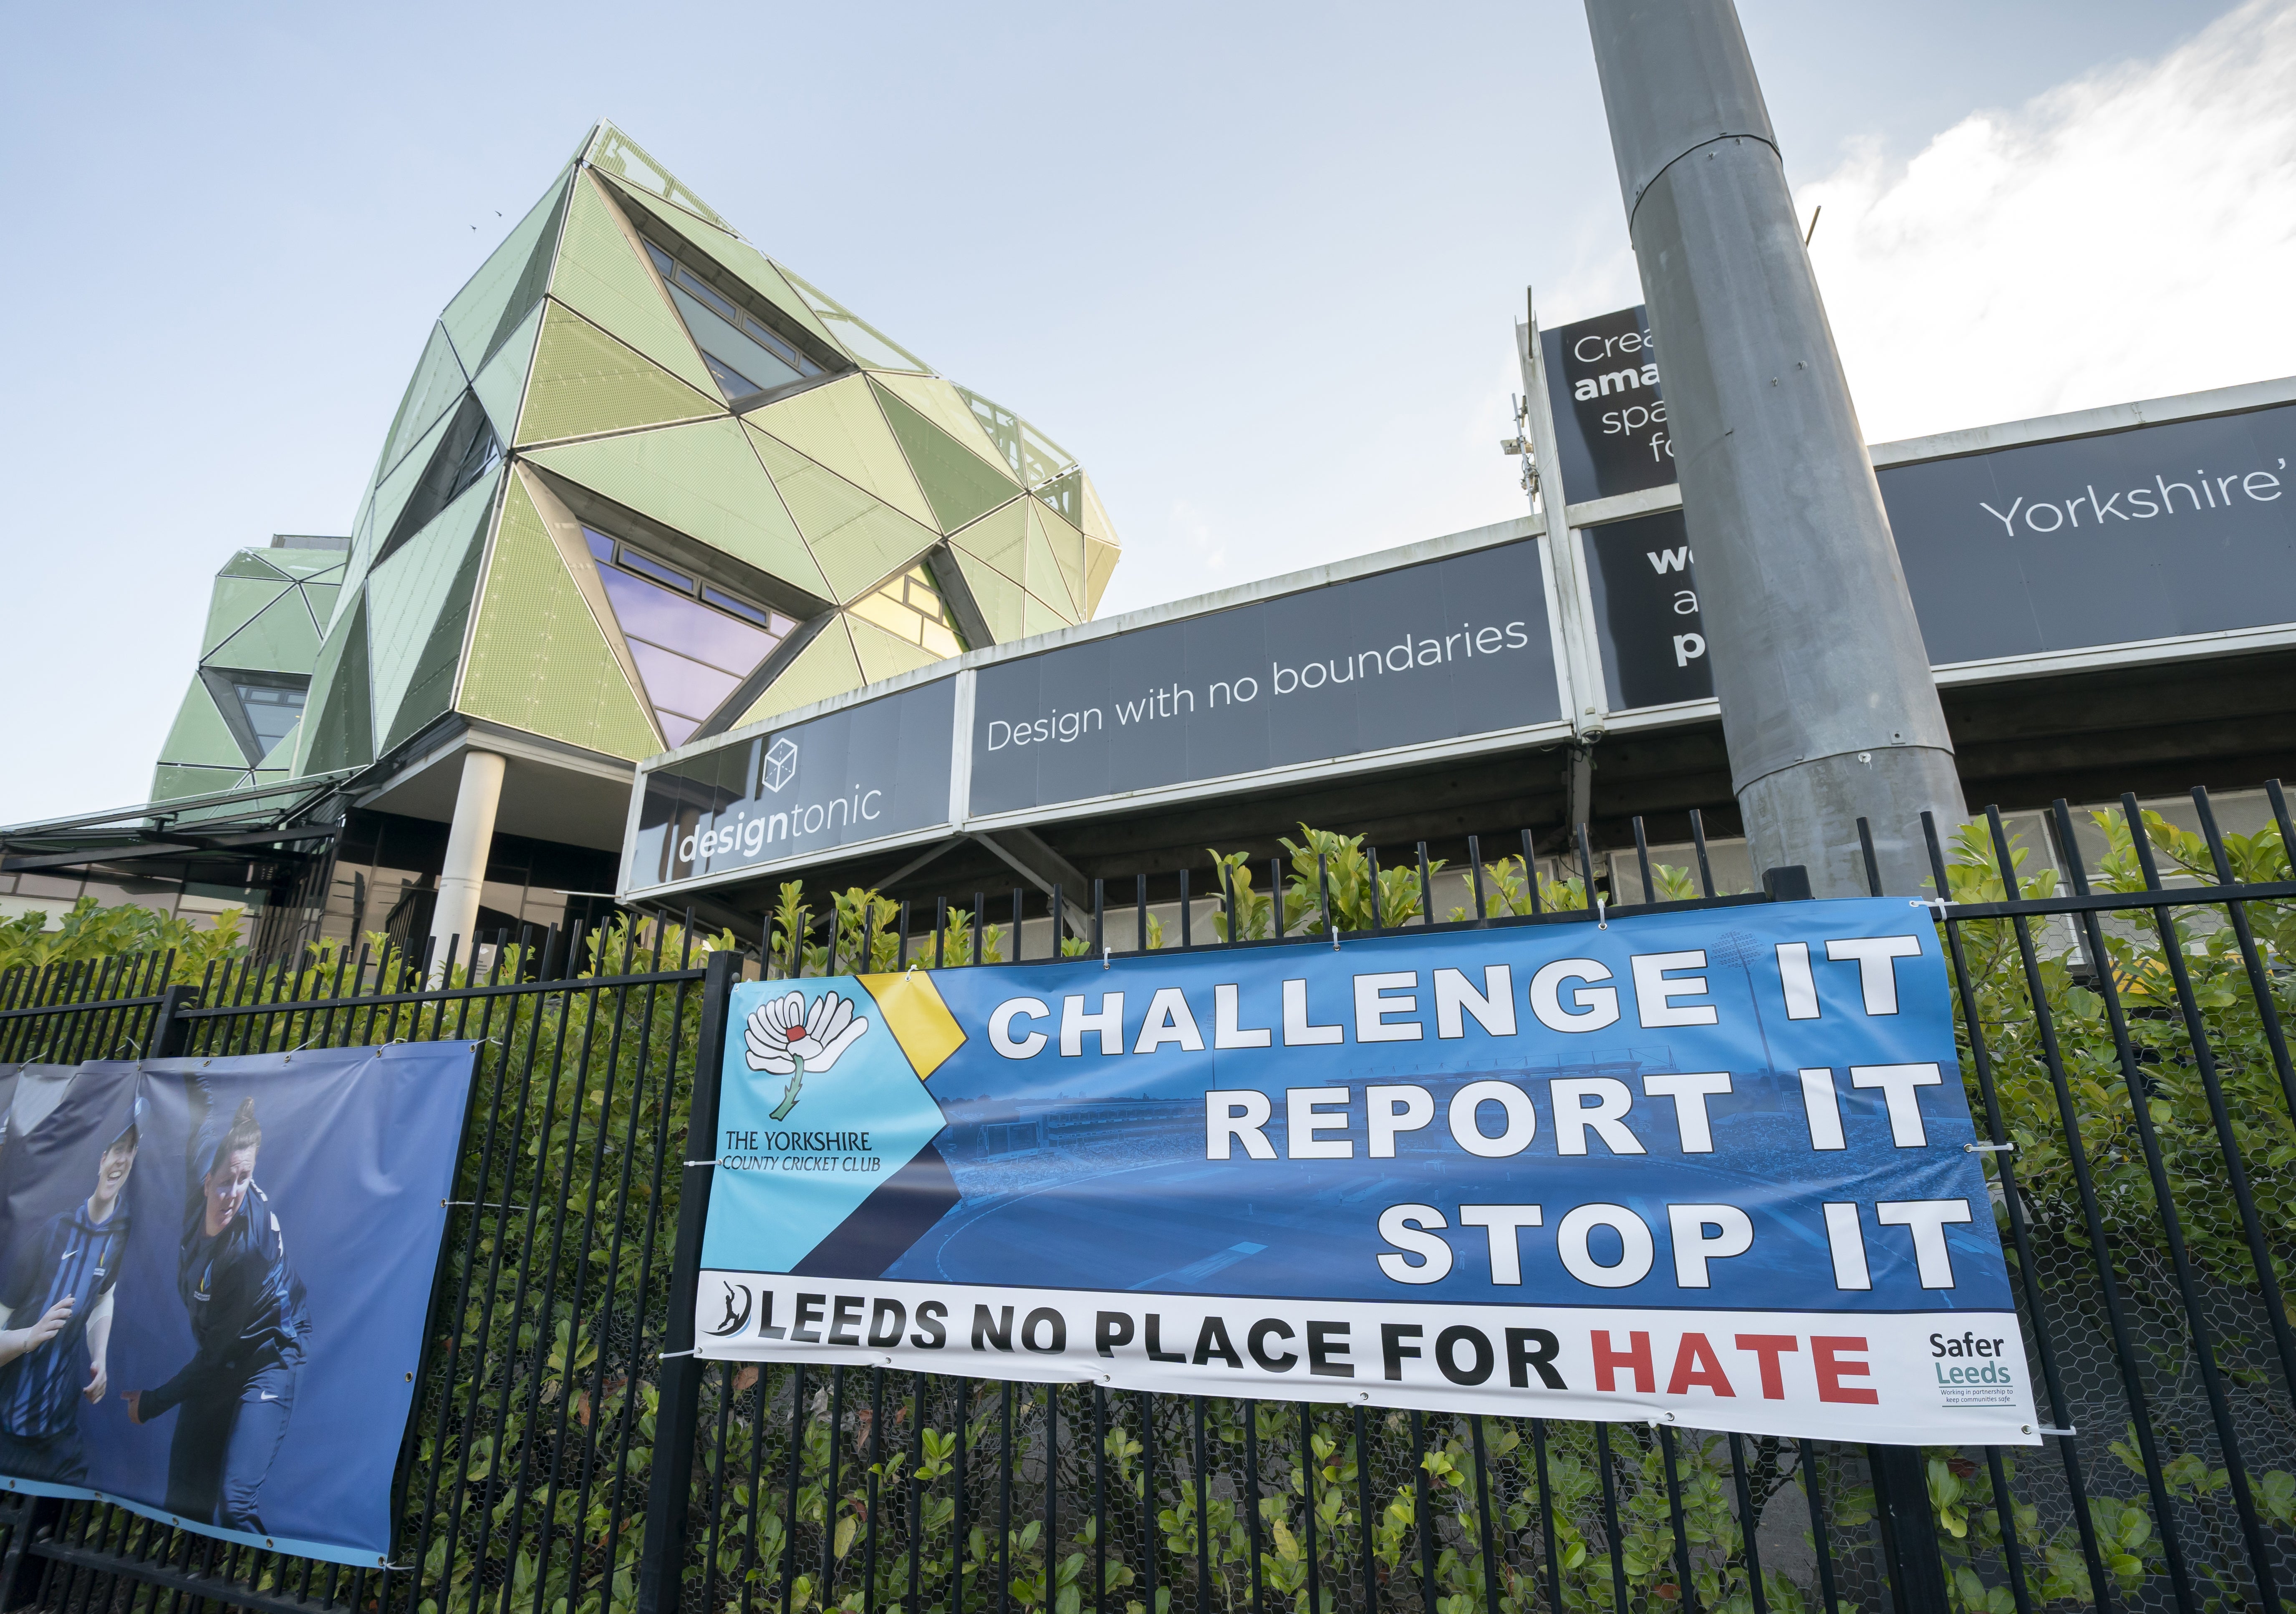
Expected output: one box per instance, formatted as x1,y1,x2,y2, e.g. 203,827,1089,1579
3,0,2284,822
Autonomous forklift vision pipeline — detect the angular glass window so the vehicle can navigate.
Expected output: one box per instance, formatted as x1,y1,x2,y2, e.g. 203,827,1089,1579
639,236,827,404
849,563,969,659
378,393,500,568
200,668,310,766
584,528,800,746
236,683,306,757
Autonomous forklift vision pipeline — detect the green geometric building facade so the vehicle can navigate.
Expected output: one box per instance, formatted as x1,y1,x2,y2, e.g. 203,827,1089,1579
151,536,348,801
291,120,1119,788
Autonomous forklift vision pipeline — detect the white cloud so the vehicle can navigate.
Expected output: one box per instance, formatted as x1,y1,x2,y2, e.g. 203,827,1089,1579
1804,0,2296,444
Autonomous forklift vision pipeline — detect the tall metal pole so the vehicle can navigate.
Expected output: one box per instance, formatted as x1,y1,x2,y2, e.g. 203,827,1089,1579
1583,0,1963,896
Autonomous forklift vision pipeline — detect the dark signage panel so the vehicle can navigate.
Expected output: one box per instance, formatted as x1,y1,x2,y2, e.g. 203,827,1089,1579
969,541,1562,815
630,677,955,890
1584,510,1713,709
1584,402,2296,711
1880,402,2296,664
1540,305,1675,504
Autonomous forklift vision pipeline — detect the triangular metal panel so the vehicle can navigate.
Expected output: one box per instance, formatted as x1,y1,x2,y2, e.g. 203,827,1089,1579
255,719,302,773
200,577,291,658
152,764,247,804
206,587,323,675
729,618,864,730
529,416,829,600
1022,509,1079,618
156,677,245,769
747,376,936,530
301,582,341,632
297,594,373,776
472,300,545,444
366,467,500,744
267,549,347,581
949,548,1028,643
873,381,1022,535
1030,497,1089,613
365,400,467,577
747,428,939,604
456,470,663,760
946,497,1029,580
1022,592,1069,638
515,303,720,446
1079,469,1121,549
219,552,291,583
548,171,723,400
376,324,469,484
1083,537,1119,616
386,502,496,753
871,373,1017,479
442,167,575,373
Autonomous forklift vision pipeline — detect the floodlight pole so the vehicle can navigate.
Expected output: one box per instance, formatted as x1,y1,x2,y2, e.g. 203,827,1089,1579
1582,0,1963,898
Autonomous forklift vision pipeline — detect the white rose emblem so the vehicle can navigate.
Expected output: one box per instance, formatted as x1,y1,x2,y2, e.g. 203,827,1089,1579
744,991,870,1120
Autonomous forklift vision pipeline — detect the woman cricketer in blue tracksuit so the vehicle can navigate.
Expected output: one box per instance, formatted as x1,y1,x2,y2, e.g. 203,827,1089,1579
124,1097,310,1532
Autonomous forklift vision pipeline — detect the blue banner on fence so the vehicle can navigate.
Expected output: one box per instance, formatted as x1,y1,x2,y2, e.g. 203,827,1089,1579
694,899,2035,1445
0,1044,476,1566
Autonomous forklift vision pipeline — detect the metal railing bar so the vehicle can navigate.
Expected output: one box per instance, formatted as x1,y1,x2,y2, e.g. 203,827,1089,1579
0,990,165,1024
1977,804,2202,1614
27,1536,351,1614
174,962,710,1021
1938,876,2296,918
1921,809,2116,1614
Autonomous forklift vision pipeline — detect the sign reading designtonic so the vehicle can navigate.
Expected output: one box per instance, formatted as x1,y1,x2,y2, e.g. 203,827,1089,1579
969,541,1562,816
689,900,2036,1444
631,676,957,890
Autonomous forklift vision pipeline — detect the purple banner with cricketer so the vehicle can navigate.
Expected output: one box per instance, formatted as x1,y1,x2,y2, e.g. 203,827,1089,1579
0,1045,475,1566
693,899,2036,1446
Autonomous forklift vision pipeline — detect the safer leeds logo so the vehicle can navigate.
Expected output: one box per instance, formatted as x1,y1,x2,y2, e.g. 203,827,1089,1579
745,991,871,1120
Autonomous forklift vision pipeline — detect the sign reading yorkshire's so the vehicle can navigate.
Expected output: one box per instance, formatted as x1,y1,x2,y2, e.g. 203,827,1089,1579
694,900,2036,1445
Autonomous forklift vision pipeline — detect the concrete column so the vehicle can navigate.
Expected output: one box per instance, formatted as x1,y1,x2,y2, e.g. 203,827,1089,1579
429,749,506,974
1583,0,1965,895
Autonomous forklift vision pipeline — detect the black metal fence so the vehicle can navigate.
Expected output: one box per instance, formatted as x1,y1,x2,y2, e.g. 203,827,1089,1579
0,918,717,1614
2,780,2293,1614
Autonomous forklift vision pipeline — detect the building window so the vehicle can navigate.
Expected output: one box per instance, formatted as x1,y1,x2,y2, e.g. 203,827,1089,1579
585,528,800,746
849,563,969,658
641,241,825,401
235,683,307,759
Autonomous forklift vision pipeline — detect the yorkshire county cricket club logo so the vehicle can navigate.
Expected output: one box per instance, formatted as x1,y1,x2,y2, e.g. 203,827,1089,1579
700,973,969,1279
744,990,870,1120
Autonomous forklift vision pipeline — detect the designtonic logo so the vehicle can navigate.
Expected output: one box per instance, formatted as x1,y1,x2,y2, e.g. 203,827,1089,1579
744,991,871,1122
763,736,799,794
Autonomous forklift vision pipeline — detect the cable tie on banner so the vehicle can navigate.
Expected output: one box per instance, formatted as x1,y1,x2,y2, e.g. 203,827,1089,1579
1966,1141,2015,1153
683,1158,721,1168
2031,1425,2076,1438
1911,898,1952,916
659,1347,699,1359
442,1200,531,1213
1103,947,1112,970
1595,897,1608,930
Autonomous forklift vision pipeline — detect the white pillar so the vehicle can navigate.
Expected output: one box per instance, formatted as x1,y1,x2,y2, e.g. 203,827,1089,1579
430,749,506,976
